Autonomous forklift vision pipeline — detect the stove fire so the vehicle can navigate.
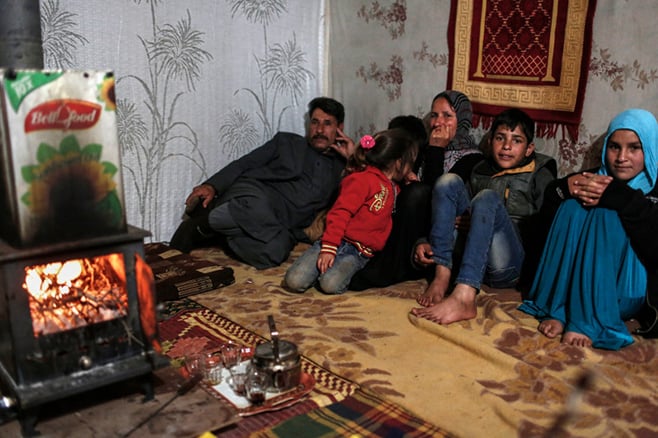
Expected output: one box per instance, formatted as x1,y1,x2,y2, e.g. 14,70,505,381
24,254,128,337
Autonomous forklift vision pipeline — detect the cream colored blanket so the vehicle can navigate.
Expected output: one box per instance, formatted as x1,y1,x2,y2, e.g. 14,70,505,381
190,244,658,438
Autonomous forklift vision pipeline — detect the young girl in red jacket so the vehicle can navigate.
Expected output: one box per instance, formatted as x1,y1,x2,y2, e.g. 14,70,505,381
284,129,418,294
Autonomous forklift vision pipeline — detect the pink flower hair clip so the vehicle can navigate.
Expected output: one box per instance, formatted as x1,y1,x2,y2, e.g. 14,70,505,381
360,135,375,150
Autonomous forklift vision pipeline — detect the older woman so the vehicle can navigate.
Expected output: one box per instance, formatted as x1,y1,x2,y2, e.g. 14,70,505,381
519,109,658,350
349,90,482,290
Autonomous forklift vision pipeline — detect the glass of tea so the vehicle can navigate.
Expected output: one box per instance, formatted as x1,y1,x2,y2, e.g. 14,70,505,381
228,362,250,396
245,366,270,405
221,342,242,369
202,351,223,385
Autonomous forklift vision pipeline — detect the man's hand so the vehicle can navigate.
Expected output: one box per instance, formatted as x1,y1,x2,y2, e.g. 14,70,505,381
413,242,435,267
569,172,613,207
185,183,216,209
317,252,335,274
330,127,356,159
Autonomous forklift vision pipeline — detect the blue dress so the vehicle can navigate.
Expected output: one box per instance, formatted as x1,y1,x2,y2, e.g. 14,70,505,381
519,199,646,349
519,108,658,350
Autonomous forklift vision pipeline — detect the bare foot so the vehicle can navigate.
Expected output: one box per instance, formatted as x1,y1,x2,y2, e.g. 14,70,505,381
538,319,563,339
416,265,451,307
411,284,477,324
562,331,592,347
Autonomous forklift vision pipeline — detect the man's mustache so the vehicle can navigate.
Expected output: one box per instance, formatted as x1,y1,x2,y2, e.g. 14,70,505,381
312,134,329,141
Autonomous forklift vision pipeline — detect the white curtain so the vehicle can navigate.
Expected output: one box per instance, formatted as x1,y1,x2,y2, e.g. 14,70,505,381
42,0,658,242
41,0,325,241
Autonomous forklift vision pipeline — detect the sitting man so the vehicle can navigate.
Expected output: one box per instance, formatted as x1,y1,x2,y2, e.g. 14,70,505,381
169,97,353,269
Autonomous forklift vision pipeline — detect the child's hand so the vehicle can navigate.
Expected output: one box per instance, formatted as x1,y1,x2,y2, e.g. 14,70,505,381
454,214,471,232
413,243,434,267
317,253,335,274
570,172,613,206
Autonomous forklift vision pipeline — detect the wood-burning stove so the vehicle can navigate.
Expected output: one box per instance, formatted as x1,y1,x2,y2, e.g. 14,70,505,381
0,69,168,436
0,226,168,436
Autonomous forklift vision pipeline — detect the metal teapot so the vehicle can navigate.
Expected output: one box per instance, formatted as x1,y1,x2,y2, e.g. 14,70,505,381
251,315,301,392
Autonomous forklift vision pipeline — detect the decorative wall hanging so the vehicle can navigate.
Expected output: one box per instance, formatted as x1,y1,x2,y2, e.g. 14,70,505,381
447,0,597,141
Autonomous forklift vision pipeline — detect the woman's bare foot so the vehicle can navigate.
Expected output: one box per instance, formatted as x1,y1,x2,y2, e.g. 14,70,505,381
416,265,450,307
538,319,563,339
411,284,477,324
562,331,592,347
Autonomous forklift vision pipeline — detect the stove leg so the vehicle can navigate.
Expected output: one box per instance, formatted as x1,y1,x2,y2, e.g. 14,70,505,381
18,408,40,437
138,373,155,402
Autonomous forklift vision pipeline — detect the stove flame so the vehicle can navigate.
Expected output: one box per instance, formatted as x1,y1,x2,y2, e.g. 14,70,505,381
23,254,128,336
57,260,82,284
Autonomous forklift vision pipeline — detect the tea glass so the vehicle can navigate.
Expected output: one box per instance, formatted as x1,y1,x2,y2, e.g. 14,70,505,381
246,366,270,405
228,362,250,396
202,351,223,385
184,353,204,378
221,342,242,369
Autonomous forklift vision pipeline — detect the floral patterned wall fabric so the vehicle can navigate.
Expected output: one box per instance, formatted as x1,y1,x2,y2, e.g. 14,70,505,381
42,0,658,242
329,0,658,176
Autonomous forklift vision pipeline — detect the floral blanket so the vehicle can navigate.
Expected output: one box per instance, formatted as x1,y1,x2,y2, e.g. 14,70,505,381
157,243,658,437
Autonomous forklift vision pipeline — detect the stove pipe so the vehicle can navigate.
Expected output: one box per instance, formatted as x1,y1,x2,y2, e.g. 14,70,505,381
0,0,43,69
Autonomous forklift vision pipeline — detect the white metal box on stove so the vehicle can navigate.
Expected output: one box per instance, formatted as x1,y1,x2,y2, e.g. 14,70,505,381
0,69,127,247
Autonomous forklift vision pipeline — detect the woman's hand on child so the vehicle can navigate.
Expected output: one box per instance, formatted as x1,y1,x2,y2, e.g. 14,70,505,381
569,172,613,207
317,253,335,274
404,172,420,184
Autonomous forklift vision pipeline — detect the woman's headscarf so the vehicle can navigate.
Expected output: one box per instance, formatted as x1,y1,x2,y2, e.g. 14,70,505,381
433,90,480,172
597,108,658,194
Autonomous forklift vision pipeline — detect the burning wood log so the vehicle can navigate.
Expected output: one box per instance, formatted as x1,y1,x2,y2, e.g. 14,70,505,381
23,254,129,336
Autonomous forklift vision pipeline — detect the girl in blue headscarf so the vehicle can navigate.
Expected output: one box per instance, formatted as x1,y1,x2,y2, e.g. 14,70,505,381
519,109,658,350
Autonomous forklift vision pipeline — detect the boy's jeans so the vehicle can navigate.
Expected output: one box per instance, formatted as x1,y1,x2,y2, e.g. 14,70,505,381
430,173,524,290
284,240,370,294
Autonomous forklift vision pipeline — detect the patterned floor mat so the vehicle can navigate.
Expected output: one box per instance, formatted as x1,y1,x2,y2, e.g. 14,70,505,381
158,300,449,437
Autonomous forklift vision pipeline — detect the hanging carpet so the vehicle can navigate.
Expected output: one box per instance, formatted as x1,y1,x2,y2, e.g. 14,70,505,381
447,0,597,141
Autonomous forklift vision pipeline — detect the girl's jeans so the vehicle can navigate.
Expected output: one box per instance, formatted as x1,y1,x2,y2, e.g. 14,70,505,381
284,240,370,294
430,173,524,290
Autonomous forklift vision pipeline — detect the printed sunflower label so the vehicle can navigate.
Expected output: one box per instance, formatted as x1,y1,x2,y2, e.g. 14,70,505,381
0,69,126,247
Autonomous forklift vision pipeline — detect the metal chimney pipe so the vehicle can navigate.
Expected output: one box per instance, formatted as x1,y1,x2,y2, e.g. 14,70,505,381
0,0,43,68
